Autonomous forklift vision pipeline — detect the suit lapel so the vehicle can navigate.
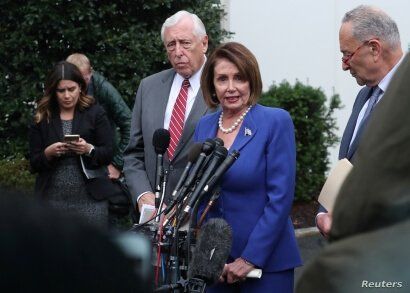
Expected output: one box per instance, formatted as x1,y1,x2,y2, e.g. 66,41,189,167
156,70,176,130
339,87,372,159
71,108,84,135
230,107,257,152
51,112,64,140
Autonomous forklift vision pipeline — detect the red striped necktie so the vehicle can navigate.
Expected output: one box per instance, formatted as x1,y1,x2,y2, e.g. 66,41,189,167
168,79,190,160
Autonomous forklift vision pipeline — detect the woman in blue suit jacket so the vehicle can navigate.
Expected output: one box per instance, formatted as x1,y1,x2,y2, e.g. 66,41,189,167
194,42,301,292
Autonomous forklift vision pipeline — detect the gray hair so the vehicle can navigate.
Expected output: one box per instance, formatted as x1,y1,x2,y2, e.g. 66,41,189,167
160,10,207,43
342,5,401,49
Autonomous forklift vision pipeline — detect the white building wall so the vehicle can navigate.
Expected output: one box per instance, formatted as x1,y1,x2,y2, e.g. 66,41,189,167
221,0,410,168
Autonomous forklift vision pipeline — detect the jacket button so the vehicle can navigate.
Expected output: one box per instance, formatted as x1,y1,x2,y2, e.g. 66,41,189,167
169,165,174,171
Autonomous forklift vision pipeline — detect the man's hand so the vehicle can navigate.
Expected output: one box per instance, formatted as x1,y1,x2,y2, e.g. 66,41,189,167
107,164,121,179
137,192,155,212
316,212,333,239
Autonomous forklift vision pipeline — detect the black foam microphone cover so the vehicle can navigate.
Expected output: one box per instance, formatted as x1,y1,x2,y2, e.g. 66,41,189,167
152,128,170,154
188,218,232,285
213,137,224,147
187,143,203,163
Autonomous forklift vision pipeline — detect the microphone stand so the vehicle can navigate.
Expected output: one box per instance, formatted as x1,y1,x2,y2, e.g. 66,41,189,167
155,153,164,223
157,170,168,222
197,186,221,229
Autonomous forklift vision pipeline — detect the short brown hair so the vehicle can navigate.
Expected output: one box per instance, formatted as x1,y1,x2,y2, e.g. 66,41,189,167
201,42,262,109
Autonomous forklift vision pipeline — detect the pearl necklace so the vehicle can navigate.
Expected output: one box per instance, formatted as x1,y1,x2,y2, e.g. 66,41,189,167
218,105,252,134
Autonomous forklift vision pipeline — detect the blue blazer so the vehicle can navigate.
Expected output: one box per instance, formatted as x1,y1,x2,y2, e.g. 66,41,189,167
194,104,302,272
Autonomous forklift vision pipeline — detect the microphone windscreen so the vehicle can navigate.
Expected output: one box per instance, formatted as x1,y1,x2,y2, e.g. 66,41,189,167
152,128,170,154
188,143,202,163
202,139,216,155
188,218,232,285
213,137,224,147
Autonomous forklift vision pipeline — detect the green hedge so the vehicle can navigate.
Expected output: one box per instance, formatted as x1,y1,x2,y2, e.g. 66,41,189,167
260,81,342,201
0,155,35,191
0,0,230,158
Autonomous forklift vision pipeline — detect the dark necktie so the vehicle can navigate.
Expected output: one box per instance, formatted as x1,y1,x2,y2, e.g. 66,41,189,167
168,79,190,160
360,86,382,126
347,86,383,158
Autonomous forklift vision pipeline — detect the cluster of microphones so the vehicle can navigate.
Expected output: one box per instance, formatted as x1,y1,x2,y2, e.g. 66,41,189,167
150,128,240,224
136,128,241,293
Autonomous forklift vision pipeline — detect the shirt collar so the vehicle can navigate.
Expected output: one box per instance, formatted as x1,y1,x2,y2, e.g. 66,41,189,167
378,54,405,92
174,56,207,93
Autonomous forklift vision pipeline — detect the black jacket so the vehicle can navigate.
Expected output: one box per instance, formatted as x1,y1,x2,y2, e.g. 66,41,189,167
28,104,113,197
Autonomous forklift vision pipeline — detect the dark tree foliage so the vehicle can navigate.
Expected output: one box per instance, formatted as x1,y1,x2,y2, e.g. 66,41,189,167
260,81,342,201
0,0,230,157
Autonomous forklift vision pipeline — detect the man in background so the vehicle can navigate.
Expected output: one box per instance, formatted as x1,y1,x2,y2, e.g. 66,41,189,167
123,10,211,212
316,5,404,238
297,52,410,293
67,53,131,180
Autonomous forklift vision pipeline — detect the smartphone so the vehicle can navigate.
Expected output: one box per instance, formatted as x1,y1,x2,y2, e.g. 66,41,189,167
64,134,80,142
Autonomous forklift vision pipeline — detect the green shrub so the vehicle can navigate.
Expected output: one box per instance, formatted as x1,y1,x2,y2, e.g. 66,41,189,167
260,81,342,201
0,155,35,191
0,0,230,158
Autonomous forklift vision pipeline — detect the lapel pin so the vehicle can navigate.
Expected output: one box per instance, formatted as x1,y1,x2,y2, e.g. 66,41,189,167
244,127,252,136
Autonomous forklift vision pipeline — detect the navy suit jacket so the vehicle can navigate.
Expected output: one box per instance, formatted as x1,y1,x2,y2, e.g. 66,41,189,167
194,104,302,272
339,86,373,160
318,86,372,213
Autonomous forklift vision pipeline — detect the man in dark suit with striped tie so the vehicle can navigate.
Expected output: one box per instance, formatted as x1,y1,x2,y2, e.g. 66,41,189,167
316,5,404,238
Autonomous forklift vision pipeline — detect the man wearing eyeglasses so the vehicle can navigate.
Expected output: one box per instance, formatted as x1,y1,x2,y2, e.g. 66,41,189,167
124,10,211,213
316,5,404,238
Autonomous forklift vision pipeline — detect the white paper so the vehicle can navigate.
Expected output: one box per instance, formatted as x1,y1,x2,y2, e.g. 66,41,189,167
139,204,156,224
247,269,262,279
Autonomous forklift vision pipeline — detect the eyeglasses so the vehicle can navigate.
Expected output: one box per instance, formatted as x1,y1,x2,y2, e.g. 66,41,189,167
341,40,372,65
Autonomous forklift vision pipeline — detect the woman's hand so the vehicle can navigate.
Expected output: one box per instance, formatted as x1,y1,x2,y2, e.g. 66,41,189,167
44,142,69,160
66,138,93,155
219,257,255,284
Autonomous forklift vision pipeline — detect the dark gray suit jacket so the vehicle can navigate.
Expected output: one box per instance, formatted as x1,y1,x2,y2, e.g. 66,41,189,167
339,86,373,160
297,53,410,292
318,86,373,213
123,68,211,207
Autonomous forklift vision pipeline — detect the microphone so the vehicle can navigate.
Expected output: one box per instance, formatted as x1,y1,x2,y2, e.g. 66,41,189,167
163,143,202,216
213,137,224,147
188,218,232,291
196,150,240,227
196,137,224,181
180,146,228,219
203,150,240,194
173,139,215,203
172,143,202,197
152,128,170,209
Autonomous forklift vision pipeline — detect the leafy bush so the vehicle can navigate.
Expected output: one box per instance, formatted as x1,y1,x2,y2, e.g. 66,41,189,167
260,81,342,201
0,155,35,191
0,0,230,158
